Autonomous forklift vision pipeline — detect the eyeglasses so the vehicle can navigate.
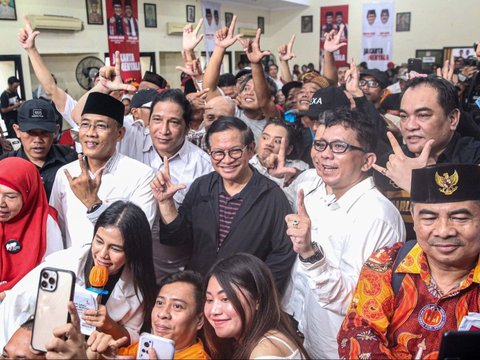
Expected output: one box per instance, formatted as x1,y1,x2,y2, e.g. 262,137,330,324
209,145,248,161
359,79,380,88
79,121,111,133
313,139,366,154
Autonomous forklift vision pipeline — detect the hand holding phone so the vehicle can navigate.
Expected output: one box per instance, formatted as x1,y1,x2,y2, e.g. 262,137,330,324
31,267,76,352
136,333,175,360
408,58,423,73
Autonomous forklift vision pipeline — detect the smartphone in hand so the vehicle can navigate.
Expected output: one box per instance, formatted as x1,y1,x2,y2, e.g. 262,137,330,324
137,333,176,360
31,267,76,352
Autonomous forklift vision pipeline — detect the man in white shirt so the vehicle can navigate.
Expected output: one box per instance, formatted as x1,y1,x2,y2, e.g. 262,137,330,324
283,108,405,358
49,92,156,248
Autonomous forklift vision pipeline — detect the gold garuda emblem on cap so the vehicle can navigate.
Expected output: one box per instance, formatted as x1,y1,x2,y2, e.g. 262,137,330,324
435,170,459,195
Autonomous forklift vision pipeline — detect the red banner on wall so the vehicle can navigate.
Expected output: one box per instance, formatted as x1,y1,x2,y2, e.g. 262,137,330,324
320,5,348,68
106,0,141,82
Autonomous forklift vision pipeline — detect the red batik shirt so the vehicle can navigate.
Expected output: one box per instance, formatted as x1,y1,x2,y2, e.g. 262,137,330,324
338,242,480,359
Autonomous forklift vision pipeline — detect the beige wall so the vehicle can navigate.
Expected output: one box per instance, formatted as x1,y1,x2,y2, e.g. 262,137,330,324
1,0,479,100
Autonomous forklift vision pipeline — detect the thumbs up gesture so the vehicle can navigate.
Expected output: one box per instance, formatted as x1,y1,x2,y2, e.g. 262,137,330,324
285,189,316,259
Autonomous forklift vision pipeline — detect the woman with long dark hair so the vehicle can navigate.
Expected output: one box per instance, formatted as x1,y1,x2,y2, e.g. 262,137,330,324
203,253,309,359
0,201,157,348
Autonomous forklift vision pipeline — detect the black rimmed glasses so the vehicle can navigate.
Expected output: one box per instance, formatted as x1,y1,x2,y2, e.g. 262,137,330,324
209,145,248,161
313,139,367,154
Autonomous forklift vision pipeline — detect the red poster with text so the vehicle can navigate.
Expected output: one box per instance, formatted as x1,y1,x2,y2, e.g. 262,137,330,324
106,0,141,82
320,5,348,68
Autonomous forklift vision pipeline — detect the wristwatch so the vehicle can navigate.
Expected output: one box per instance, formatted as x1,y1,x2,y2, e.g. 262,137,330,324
87,201,103,214
299,242,323,264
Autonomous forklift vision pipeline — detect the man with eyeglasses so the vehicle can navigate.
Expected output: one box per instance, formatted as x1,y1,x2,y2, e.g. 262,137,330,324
282,108,405,359
49,92,157,248
151,116,295,294
359,69,389,111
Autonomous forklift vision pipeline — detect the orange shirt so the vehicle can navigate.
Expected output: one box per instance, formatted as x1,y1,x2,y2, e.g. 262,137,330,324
118,338,210,359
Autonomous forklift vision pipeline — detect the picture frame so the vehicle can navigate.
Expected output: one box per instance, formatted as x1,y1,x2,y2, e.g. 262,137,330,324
415,49,444,73
257,16,265,34
186,5,195,23
144,3,157,28
0,0,17,21
396,12,411,32
225,12,233,28
86,0,103,25
301,15,313,33
443,46,476,63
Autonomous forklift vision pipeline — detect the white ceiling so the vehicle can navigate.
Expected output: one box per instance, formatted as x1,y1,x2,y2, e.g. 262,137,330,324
213,0,310,11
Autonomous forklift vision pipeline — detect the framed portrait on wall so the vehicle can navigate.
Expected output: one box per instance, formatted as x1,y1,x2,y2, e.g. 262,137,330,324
415,49,444,73
301,15,313,33
0,0,17,21
396,12,411,32
443,46,476,63
144,3,157,28
186,5,195,23
258,16,265,34
225,12,233,28
86,0,103,25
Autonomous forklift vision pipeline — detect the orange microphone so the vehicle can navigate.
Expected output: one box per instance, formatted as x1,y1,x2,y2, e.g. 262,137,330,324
87,265,109,302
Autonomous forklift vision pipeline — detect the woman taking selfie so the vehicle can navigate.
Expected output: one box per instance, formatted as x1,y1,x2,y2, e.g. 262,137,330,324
0,201,157,348
204,253,309,359
0,157,63,299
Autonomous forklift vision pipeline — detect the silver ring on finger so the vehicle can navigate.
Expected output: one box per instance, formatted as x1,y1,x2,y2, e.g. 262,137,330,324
292,219,299,229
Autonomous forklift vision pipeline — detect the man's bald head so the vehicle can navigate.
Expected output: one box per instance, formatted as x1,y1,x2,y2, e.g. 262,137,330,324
203,96,236,130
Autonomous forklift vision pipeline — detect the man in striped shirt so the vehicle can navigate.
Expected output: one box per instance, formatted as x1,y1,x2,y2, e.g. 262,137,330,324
151,116,295,294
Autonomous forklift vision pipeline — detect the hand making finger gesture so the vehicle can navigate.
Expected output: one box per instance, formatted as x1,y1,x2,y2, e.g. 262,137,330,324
345,59,363,97
240,28,271,64
86,331,129,360
215,15,242,49
266,137,298,181
372,132,435,193
285,189,316,259
323,24,347,53
18,16,40,50
150,156,187,204
45,302,87,359
64,154,103,209
277,35,296,62
97,51,137,93
183,18,204,51
436,58,455,84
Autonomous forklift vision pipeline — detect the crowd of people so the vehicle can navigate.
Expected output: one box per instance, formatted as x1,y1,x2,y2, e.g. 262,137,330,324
1,11,480,359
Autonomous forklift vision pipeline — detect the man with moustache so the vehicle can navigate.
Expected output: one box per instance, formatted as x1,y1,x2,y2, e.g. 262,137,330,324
282,108,405,358
339,164,480,359
373,76,480,240
0,99,76,200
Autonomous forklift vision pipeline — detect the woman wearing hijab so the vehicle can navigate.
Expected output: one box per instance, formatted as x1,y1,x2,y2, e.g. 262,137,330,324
0,157,62,299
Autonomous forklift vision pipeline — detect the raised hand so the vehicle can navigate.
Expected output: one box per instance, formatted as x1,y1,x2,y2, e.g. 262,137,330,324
176,54,203,80
45,302,88,359
183,18,204,51
97,51,137,93
372,132,435,193
18,16,40,50
86,331,129,360
266,137,298,181
436,58,455,84
150,156,187,203
239,28,270,64
82,304,112,331
64,154,103,209
215,15,242,49
277,35,296,62
285,189,315,259
186,88,209,111
345,59,363,97
323,24,347,53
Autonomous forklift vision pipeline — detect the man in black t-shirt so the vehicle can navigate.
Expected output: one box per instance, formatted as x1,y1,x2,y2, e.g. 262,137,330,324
0,76,23,138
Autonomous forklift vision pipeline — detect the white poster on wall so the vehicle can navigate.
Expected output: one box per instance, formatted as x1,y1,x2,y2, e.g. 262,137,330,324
361,2,394,70
200,1,221,60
